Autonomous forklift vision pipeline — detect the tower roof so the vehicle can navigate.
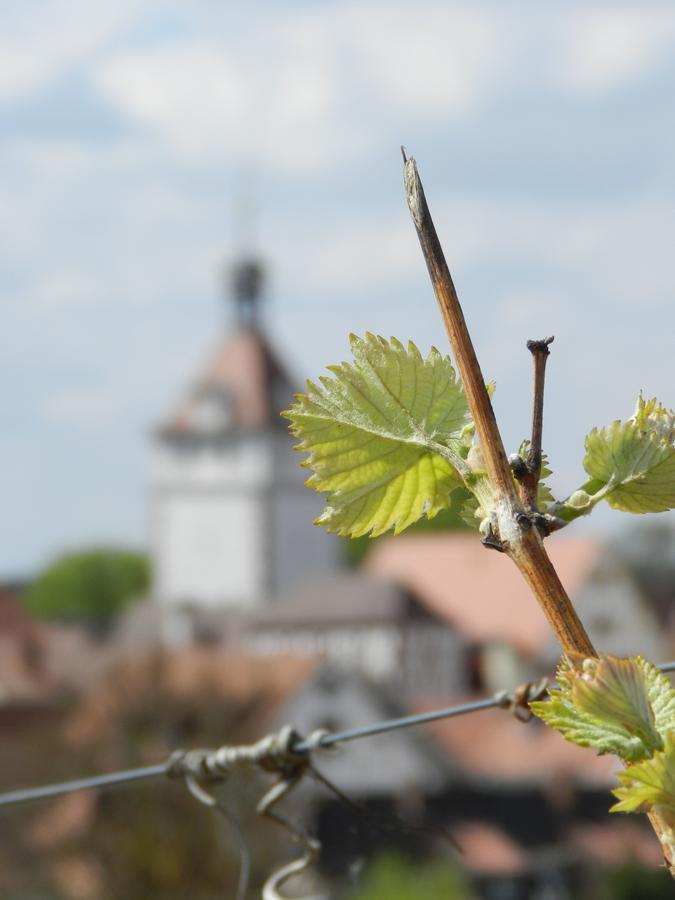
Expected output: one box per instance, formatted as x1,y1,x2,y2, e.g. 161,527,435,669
159,327,294,436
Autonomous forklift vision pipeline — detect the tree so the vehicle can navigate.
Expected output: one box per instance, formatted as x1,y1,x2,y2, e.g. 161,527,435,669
24,548,149,625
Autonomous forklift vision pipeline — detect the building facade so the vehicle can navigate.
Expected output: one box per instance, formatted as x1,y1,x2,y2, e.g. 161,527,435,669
149,259,340,640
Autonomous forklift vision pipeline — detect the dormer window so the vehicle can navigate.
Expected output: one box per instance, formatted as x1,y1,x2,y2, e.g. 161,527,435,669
191,388,232,434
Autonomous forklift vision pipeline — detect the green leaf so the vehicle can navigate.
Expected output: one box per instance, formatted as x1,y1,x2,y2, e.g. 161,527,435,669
611,732,675,815
530,655,666,762
283,333,473,538
554,396,675,520
571,657,663,753
459,493,482,530
638,657,675,740
585,397,675,513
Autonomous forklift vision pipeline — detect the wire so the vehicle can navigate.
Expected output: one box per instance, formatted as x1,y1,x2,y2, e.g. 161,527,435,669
294,659,675,752
0,765,168,808
0,698,506,809
293,696,499,753
1,661,674,811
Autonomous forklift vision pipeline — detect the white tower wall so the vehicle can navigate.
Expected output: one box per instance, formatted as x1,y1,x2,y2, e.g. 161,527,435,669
150,430,341,613
151,433,271,609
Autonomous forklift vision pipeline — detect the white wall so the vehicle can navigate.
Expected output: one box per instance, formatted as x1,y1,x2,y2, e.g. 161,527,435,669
245,625,402,681
150,430,340,611
153,491,264,608
151,434,271,608
153,433,272,488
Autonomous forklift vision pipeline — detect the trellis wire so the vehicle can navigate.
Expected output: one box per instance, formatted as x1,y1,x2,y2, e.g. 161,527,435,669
1,661,674,810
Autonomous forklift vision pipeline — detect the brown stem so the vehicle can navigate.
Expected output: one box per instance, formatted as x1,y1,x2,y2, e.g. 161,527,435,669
403,151,675,876
403,156,517,505
403,154,591,653
519,337,554,509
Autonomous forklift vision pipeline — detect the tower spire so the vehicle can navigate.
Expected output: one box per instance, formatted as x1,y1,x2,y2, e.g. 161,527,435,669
227,169,265,331
229,257,265,330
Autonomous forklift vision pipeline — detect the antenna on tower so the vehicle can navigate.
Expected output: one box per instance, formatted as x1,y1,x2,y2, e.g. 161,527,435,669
226,168,265,331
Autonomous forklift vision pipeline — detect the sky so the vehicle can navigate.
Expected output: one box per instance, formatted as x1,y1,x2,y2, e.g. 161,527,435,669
2,0,675,576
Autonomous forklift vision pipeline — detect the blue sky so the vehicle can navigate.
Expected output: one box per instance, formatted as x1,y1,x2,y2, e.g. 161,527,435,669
2,0,675,576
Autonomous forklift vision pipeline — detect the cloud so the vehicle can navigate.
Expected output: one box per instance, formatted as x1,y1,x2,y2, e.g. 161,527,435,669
273,192,675,304
345,5,503,115
0,0,139,103
94,3,504,171
555,8,675,96
95,35,367,171
96,46,243,152
89,3,675,177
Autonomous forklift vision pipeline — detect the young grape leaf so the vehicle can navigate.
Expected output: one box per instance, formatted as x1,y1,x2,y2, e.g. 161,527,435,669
530,655,667,762
585,397,675,513
553,397,675,521
571,656,663,752
283,333,474,538
639,657,675,740
611,732,675,816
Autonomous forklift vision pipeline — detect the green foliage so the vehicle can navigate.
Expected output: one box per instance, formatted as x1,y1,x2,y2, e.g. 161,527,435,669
343,489,471,566
569,656,665,755
531,656,668,763
555,396,675,521
532,655,675,825
283,333,584,545
640,657,675,738
346,854,470,900
284,333,472,538
611,732,675,815
286,337,674,544
24,547,149,623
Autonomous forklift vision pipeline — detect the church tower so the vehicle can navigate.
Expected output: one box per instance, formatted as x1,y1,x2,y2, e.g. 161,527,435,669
150,257,340,636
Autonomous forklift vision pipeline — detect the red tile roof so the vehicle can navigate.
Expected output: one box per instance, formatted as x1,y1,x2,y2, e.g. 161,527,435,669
28,791,96,849
160,327,293,434
0,589,49,703
424,701,617,786
65,649,318,745
452,818,662,875
453,821,525,874
365,534,602,654
567,820,664,868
